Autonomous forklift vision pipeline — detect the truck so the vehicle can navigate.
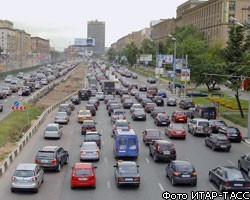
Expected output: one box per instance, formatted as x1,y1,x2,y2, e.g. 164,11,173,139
102,80,115,95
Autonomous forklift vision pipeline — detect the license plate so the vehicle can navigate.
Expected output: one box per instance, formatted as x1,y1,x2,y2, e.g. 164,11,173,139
138,116,142,118
162,122,167,124
157,100,161,102
176,131,182,134
41,160,49,163
182,175,190,178
163,151,170,155
125,178,133,181
179,119,183,121
79,178,88,181
221,145,227,148
234,183,243,187
119,150,126,153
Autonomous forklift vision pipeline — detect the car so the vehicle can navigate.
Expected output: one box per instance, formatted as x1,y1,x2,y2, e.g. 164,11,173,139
59,103,71,115
78,88,92,100
147,78,156,84
238,153,250,177
96,92,104,100
165,124,186,139
209,166,250,192
77,109,92,123
186,107,196,119
154,113,170,126
129,83,138,91
209,120,227,133
0,90,7,99
113,119,131,133
157,89,167,98
138,85,147,92
104,94,115,104
132,109,146,121
44,123,63,139
111,109,126,123
166,160,197,186
118,88,129,97
130,103,143,114
113,160,140,187
179,98,195,110
149,140,176,162
188,118,210,136
106,99,118,110
71,95,81,105
120,94,130,103
108,104,122,116
5,75,13,83
25,82,35,92
132,73,138,79
123,98,134,109
80,142,100,161
34,81,42,90
151,107,166,118
71,163,97,189
9,84,19,93
171,110,187,123
18,86,30,96
166,97,177,106
85,131,102,148
54,111,69,124
2,87,12,96
88,99,99,110
40,78,48,85
141,98,153,107
136,93,147,103
218,126,242,142
153,96,164,106
130,88,139,96
11,163,44,193
186,91,208,97
205,134,231,151
81,120,97,135
142,129,161,145
144,103,157,113
34,146,69,172
147,89,157,99
85,104,96,116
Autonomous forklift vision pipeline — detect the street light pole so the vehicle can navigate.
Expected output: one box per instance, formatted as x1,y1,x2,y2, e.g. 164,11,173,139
172,38,177,95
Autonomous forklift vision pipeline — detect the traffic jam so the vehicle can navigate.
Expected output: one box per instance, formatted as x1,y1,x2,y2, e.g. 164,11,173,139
8,60,250,196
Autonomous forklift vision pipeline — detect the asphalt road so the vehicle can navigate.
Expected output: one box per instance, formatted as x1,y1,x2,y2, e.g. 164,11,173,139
0,71,249,200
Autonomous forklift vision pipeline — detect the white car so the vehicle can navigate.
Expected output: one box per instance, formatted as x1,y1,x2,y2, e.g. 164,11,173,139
96,92,104,100
188,118,210,136
44,123,63,139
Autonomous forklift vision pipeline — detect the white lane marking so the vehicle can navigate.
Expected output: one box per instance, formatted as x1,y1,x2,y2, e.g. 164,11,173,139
209,183,219,192
145,157,150,164
107,180,111,189
158,182,164,191
104,157,107,163
227,160,236,166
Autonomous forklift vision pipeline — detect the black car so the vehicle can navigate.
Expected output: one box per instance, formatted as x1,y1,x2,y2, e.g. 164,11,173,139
70,95,81,105
154,113,170,126
123,99,134,109
108,104,122,116
209,166,250,192
166,160,197,186
218,126,242,142
18,86,31,96
179,98,195,110
78,88,92,100
147,78,156,84
0,102,3,112
26,82,35,92
209,120,227,133
186,107,195,119
205,134,231,152
81,120,97,135
149,140,176,162
132,109,146,121
113,161,140,187
34,146,69,172
85,104,96,116
186,91,208,97
138,85,147,92
238,153,250,177
153,96,164,106
141,98,153,107
151,107,166,118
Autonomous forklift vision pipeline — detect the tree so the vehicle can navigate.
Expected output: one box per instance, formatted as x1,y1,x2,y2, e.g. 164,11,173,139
107,47,117,62
124,42,139,67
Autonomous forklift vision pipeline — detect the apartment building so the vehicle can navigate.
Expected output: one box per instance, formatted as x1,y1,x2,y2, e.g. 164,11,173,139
31,37,50,53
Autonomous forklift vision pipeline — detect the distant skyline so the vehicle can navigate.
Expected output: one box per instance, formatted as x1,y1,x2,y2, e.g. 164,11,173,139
0,0,187,50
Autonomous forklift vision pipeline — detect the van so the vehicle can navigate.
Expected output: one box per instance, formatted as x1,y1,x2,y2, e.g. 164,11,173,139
113,129,139,159
194,104,216,120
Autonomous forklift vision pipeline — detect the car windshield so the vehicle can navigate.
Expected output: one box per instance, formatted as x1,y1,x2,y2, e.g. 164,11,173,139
133,105,142,108
172,125,184,130
217,136,228,141
154,108,165,112
81,144,97,150
114,111,124,115
118,164,137,174
176,112,185,115
227,127,238,133
46,126,58,131
124,99,133,103
75,169,91,176
14,170,35,177
226,170,244,180
37,151,55,158
214,121,226,126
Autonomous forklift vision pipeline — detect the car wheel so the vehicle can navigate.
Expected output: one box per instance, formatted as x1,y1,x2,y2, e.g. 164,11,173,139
117,183,120,187
219,183,224,192
41,177,44,184
11,188,15,193
238,162,242,170
192,181,197,186
71,185,75,189
57,163,61,172
205,140,208,146
171,177,176,186
92,185,96,189
65,156,69,164
209,173,213,182
226,148,230,152
34,188,38,193
212,145,216,151
153,154,158,162
149,149,152,156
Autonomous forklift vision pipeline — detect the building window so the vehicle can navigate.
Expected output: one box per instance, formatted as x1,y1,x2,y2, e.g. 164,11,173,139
229,14,235,24
229,1,235,11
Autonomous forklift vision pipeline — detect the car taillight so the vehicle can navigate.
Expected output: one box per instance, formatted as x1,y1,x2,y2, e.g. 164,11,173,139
31,177,37,182
226,132,230,137
34,159,40,163
193,171,197,176
173,171,178,176
50,159,57,164
65,117,68,120
157,145,160,151
55,117,58,120
114,126,117,130
11,177,16,181
82,127,86,130
80,151,85,156
95,151,99,156
224,182,230,187
134,177,140,181
245,183,250,187
118,178,125,182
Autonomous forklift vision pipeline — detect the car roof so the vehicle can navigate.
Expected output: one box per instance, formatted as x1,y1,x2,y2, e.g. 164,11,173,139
117,161,137,166
146,129,160,132
172,160,193,166
16,163,37,170
74,162,93,169
46,123,59,127
193,118,209,121
155,140,173,145
83,120,94,123
82,142,98,146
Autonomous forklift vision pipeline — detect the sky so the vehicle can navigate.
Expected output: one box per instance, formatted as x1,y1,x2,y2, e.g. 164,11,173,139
0,0,187,51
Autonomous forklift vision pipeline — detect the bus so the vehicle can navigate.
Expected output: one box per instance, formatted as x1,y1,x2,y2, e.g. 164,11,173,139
194,104,217,120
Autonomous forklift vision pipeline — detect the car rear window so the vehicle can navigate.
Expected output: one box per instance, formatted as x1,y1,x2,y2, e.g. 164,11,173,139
83,122,95,126
75,169,91,176
159,144,174,151
81,144,97,150
114,111,124,115
226,170,244,180
37,151,55,158
85,135,100,140
148,131,160,137
227,127,238,133
119,165,137,174
46,126,58,131
176,164,193,172
14,170,35,177
198,121,209,126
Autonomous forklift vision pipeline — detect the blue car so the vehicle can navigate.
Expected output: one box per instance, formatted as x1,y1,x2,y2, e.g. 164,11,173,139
157,89,167,98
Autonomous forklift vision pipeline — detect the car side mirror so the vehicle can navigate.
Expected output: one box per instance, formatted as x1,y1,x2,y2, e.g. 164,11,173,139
242,155,246,159
94,166,97,169
137,165,139,168
113,165,117,168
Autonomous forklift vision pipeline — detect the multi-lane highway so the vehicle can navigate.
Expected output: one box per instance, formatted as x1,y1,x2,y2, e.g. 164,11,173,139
0,65,249,200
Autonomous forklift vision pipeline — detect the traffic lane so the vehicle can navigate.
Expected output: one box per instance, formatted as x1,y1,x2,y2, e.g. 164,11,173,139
0,101,80,200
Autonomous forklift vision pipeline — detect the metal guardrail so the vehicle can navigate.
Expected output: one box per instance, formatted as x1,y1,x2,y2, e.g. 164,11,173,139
0,63,81,177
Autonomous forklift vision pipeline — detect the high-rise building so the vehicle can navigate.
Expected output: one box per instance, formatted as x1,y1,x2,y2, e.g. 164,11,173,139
87,20,105,57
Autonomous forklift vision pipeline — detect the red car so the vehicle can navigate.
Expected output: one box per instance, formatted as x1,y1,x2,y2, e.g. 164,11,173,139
142,129,161,145
144,103,157,113
171,110,187,123
71,163,97,189
165,124,186,139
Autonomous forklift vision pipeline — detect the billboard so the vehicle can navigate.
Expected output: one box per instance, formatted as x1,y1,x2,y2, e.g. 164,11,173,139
181,68,190,81
140,54,152,62
74,38,95,47
157,55,173,64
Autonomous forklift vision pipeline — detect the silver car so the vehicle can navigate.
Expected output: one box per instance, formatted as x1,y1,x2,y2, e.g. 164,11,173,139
2,87,12,96
54,111,69,124
80,142,100,161
96,92,104,100
44,123,63,139
10,163,44,193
